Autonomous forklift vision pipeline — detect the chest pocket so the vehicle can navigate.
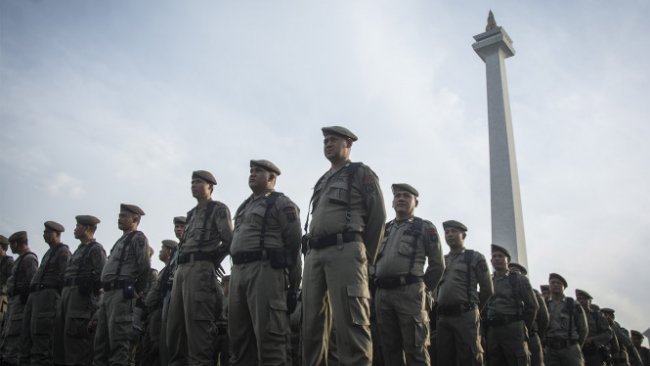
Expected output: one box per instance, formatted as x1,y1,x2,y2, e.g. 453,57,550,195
248,204,268,228
397,231,418,258
327,179,349,206
557,309,571,330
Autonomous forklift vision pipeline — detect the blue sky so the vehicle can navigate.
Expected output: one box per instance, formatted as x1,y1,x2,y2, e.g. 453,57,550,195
2,1,649,335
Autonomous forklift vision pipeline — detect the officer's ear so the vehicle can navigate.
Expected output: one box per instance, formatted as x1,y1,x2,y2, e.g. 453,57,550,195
462,232,467,239
345,138,353,148
415,199,419,207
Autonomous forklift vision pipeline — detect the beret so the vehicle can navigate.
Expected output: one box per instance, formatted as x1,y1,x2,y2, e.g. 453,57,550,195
491,244,511,260
540,284,550,291
549,273,568,288
192,170,217,185
173,216,187,225
391,183,419,197
250,159,281,175
8,231,27,243
0,235,9,247
631,330,643,338
162,239,178,249
44,221,65,233
120,203,145,216
600,307,615,315
575,289,593,300
508,262,527,276
75,215,101,226
321,126,358,141
442,220,467,232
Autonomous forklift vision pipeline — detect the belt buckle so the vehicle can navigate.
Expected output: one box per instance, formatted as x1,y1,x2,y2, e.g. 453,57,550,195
399,276,406,285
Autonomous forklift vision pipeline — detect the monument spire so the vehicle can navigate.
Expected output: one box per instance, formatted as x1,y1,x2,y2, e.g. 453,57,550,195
472,12,528,268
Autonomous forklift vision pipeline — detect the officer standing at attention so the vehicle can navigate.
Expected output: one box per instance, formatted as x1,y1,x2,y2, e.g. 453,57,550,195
0,231,38,366
484,245,538,366
435,220,493,366
94,204,151,366
600,308,641,366
167,170,233,365
302,126,386,366
540,285,551,302
575,289,613,366
0,235,15,325
228,159,302,365
22,221,71,365
372,183,444,365
53,215,106,366
544,273,588,366
160,216,185,366
509,262,549,366
630,330,650,366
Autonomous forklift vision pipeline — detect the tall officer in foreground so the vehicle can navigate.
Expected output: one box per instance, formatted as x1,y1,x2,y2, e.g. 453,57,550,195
22,221,71,365
302,126,386,366
373,183,444,365
228,159,302,365
0,231,38,366
54,215,106,365
167,170,233,365
94,204,151,366
435,220,494,366
484,244,538,366
544,273,588,366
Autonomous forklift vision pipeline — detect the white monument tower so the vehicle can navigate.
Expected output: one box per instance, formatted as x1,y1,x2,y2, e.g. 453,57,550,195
472,11,528,268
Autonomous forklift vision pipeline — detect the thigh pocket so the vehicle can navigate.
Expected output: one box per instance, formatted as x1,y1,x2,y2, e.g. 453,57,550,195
34,311,56,335
266,298,289,336
114,313,134,341
192,292,216,321
65,310,91,339
7,312,24,336
347,283,370,326
412,311,430,348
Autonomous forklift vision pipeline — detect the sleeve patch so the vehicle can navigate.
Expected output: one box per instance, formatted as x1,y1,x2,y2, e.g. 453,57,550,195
283,207,297,223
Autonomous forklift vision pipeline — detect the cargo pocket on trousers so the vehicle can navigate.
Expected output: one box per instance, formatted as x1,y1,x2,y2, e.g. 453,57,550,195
66,310,91,339
412,311,429,348
7,313,24,336
34,311,56,335
192,292,216,322
347,284,370,326
266,299,289,336
114,314,133,341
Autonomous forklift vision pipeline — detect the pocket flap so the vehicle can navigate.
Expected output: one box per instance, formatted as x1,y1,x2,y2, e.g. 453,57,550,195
347,283,370,299
36,311,56,319
114,314,133,323
68,310,91,320
269,299,288,312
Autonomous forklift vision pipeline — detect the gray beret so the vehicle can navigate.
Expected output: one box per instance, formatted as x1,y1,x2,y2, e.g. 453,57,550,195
442,220,467,232
575,289,593,300
600,307,615,315
321,126,358,141
9,231,27,243
44,221,65,233
540,284,549,291
549,273,568,288
162,240,178,249
120,203,145,216
0,235,9,247
491,244,511,261
76,215,101,226
391,183,419,197
192,170,217,185
250,159,281,176
508,262,527,276
631,330,643,338
173,216,187,225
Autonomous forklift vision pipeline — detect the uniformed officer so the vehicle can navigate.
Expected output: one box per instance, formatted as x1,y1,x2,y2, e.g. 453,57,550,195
575,289,613,366
53,215,106,366
435,220,493,366
140,239,177,366
94,204,151,366
485,245,538,366
372,183,444,365
544,273,588,366
0,231,38,366
228,159,302,365
630,330,650,366
0,235,15,325
600,308,642,366
540,285,550,302
509,262,549,366
167,170,233,365
21,221,71,365
160,216,185,366
302,126,386,366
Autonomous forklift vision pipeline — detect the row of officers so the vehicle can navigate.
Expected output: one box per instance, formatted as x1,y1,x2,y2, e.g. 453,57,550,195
0,125,648,366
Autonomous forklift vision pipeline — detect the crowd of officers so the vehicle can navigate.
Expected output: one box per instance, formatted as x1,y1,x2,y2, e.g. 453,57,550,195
0,125,648,366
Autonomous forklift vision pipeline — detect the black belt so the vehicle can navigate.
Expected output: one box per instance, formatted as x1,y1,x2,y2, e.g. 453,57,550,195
309,232,363,250
29,283,60,293
102,280,130,291
437,303,476,317
486,315,522,327
177,251,217,264
375,274,423,289
546,339,578,350
232,250,266,265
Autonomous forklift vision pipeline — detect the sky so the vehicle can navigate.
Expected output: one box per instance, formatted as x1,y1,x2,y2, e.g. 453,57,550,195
2,0,649,336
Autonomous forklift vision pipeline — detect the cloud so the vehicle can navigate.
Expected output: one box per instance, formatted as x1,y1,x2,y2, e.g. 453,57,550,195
45,172,85,198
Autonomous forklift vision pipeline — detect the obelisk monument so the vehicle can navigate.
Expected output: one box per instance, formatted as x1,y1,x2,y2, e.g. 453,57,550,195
472,11,528,268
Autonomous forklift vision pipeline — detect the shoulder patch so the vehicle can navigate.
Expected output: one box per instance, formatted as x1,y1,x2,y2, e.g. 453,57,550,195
477,259,489,273
362,175,376,193
283,206,297,223
217,208,228,219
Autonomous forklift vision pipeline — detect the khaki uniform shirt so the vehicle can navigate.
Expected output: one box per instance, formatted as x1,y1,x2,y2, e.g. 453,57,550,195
546,296,588,344
30,244,71,288
486,271,539,328
584,306,612,348
101,231,150,288
181,199,233,254
308,161,386,262
0,255,15,293
436,249,493,307
6,252,38,296
64,240,106,281
374,217,444,290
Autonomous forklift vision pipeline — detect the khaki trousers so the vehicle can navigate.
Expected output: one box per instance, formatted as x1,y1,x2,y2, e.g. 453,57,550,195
93,289,134,366
436,308,484,366
545,344,585,366
53,286,96,366
302,241,372,366
486,320,530,366
0,295,26,365
22,288,59,365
